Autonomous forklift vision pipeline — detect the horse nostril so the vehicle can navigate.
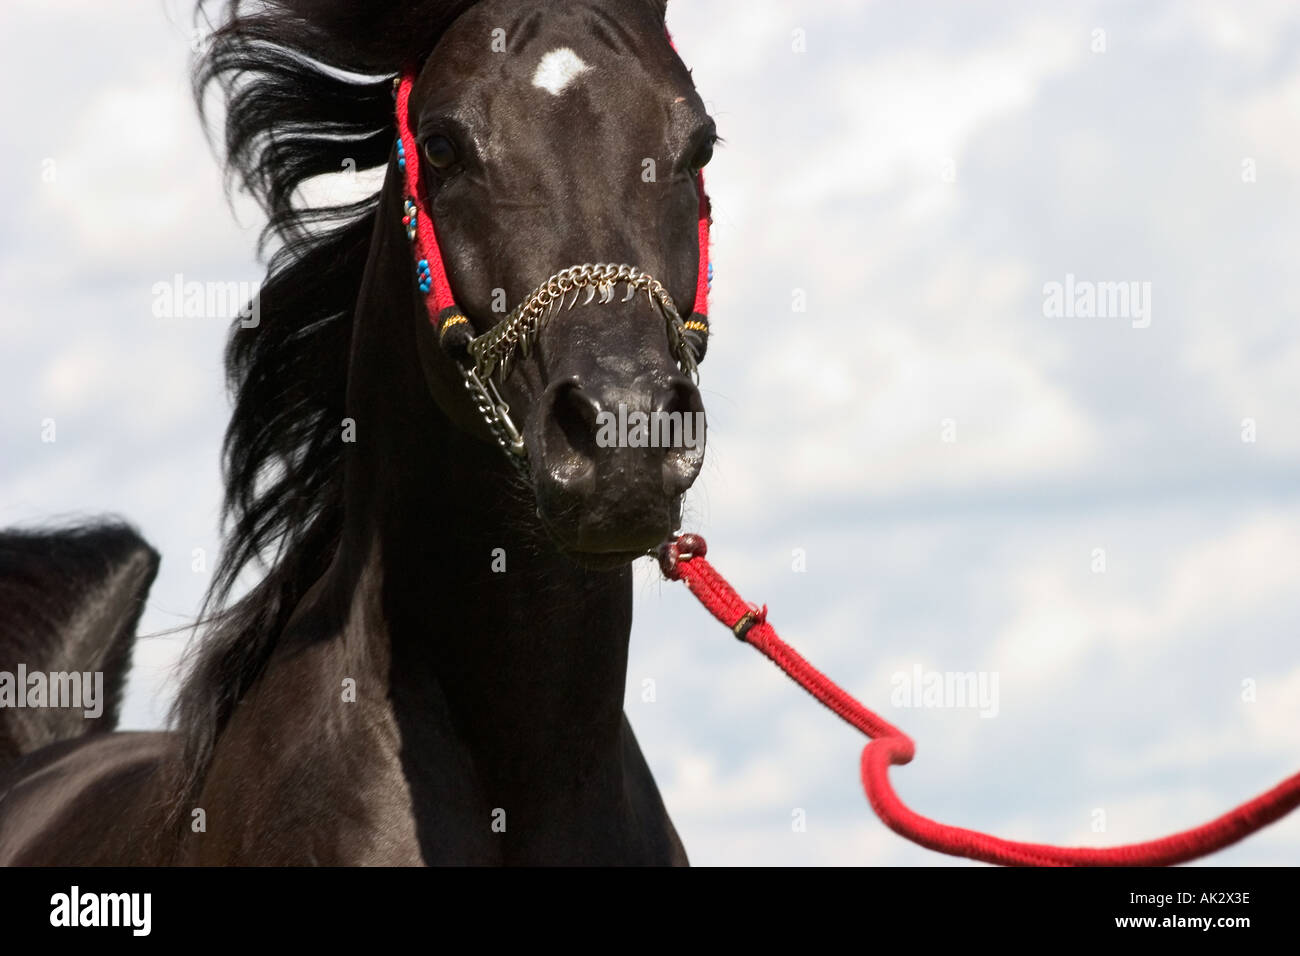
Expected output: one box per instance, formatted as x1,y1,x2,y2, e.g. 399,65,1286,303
556,381,601,447
655,377,704,419
545,380,601,477
536,376,705,500
657,377,706,496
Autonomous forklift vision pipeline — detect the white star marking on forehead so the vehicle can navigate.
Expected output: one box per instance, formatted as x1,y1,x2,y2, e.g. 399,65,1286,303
532,47,592,96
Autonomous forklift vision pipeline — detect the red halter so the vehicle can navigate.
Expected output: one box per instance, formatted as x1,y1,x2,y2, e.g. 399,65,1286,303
392,73,712,340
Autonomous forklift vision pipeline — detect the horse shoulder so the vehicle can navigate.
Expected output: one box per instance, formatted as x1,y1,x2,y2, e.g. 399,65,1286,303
189,633,441,864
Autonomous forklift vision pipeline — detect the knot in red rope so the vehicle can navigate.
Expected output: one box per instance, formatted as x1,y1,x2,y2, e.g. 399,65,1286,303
656,532,707,580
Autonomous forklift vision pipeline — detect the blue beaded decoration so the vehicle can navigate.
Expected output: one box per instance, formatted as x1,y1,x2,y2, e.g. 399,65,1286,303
403,199,418,241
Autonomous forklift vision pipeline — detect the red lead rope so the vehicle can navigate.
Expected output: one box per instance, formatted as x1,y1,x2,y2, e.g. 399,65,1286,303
658,534,1300,866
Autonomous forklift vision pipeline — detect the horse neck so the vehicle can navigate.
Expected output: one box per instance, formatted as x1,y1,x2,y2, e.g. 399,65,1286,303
334,171,635,786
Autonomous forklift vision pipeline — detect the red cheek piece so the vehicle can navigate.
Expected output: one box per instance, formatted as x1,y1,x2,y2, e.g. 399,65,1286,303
683,173,712,362
394,74,459,320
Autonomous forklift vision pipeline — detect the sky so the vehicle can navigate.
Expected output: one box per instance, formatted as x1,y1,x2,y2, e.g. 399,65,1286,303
1,0,1298,865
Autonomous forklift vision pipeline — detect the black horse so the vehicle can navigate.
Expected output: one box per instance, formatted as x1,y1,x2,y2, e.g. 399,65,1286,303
0,0,715,865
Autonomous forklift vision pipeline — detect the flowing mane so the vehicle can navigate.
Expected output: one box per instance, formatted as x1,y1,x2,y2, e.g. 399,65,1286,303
173,0,477,803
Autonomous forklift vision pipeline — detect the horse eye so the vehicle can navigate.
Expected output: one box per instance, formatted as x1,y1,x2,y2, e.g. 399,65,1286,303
423,135,458,170
690,138,715,173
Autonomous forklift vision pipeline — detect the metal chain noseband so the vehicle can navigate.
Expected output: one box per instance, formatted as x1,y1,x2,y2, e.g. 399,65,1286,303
468,262,698,384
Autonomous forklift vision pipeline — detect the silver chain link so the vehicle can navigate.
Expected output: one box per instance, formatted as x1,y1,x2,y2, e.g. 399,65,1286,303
467,263,698,383
458,364,531,479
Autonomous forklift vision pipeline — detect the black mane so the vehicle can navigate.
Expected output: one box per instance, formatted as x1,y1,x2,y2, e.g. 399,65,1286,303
173,0,477,803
